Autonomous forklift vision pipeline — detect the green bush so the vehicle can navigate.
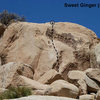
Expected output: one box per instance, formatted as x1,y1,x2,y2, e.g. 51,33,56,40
0,86,32,100
0,10,25,25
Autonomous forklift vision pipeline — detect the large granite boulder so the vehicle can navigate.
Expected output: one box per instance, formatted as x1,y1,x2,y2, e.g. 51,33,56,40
68,70,100,93
46,80,79,98
5,95,78,100
0,62,34,88
11,75,49,90
38,69,63,84
86,68,100,84
0,22,99,81
79,94,95,100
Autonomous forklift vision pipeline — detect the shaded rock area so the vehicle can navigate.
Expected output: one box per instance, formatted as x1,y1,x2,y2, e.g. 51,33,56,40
86,68,100,84
91,43,100,68
0,22,100,100
0,23,6,38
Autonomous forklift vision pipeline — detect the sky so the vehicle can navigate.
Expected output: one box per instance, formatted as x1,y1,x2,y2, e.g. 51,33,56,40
0,0,100,38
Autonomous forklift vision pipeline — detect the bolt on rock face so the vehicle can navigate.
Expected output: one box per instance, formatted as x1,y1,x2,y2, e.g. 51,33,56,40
50,20,55,29
50,20,55,26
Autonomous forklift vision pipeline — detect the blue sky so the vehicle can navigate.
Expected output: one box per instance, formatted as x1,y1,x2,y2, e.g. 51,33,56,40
0,0,100,38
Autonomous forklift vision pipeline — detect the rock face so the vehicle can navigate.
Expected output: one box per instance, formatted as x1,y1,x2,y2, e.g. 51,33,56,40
12,75,49,90
86,68,100,83
16,63,34,79
85,75,100,92
0,62,34,88
38,69,63,84
46,80,79,98
0,62,20,88
68,70,85,80
68,70,87,94
79,94,95,100
0,22,99,81
78,79,87,95
68,70,100,93
90,43,100,68
6,95,78,100
0,22,100,99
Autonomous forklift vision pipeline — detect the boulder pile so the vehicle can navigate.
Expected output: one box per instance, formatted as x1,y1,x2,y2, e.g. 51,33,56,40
0,22,100,100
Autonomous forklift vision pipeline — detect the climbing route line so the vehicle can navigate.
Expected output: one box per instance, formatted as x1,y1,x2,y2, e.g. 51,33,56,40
50,21,60,72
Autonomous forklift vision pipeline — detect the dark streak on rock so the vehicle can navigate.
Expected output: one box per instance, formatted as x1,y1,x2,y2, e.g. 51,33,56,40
46,28,80,49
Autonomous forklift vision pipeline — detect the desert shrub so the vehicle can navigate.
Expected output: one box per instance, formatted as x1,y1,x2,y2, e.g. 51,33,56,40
0,86,32,100
0,10,25,25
